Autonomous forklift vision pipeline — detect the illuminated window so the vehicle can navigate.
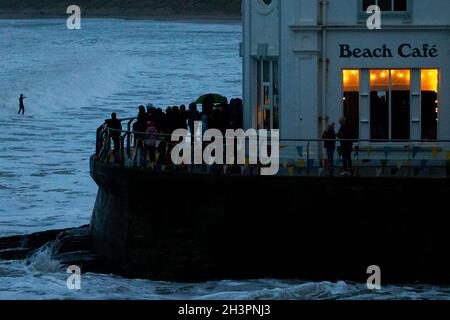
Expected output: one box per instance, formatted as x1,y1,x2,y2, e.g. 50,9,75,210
369,69,411,140
391,69,410,140
342,70,360,139
370,70,390,140
421,69,439,140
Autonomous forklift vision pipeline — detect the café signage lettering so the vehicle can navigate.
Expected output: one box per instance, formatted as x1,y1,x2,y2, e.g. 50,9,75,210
340,44,438,58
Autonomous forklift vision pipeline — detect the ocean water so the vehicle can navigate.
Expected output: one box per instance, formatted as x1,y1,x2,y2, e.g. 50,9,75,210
0,18,449,300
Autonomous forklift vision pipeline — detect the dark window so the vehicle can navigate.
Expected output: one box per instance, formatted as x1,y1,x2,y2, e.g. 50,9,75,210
378,0,392,11
391,70,410,140
272,61,279,130
363,0,407,12
363,0,376,11
370,70,411,141
394,0,407,11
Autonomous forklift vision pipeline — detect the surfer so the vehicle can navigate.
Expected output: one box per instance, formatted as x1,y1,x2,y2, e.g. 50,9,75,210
18,94,26,116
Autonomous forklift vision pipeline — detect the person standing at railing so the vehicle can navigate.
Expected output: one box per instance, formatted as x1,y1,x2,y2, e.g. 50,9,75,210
180,105,188,129
338,117,354,176
323,122,336,177
106,113,122,154
133,106,150,166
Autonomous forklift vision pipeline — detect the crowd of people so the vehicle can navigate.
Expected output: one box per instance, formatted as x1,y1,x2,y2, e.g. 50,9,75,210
132,96,243,137
105,94,243,166
105,96,356,176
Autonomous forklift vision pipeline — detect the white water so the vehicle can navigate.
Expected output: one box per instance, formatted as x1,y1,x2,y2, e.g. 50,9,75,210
0,18,449,300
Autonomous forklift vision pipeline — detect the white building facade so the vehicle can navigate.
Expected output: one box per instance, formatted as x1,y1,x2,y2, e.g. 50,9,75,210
242,0,450,165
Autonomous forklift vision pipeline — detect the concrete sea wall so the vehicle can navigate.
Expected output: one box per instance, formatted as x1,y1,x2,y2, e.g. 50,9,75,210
90,158,450,284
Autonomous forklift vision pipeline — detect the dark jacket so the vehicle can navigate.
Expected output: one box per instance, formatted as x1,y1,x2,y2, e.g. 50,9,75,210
106,118,122,137
338,124,354,148
322,129,336,150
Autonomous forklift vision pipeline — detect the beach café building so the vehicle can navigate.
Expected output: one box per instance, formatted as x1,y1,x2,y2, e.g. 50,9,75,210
242,0,450,172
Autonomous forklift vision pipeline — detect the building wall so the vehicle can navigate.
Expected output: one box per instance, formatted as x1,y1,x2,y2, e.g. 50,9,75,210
279,0,320,141
243,0,450,149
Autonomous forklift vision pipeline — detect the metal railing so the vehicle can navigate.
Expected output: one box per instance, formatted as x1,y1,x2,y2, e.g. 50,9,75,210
94,118,450,178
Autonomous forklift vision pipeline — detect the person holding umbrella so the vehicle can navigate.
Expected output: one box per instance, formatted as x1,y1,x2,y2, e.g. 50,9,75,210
195,93,228,105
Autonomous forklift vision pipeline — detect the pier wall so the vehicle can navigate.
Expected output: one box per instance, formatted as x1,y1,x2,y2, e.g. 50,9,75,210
90,158,450,283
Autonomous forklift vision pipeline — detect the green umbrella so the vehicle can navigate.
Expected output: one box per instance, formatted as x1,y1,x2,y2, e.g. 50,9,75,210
195,93,228,105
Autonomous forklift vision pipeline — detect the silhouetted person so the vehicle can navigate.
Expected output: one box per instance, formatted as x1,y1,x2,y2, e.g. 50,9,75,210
180,105,188,129
338,117,354,176
18,94,26,115
188,103,200,135
145,121,158,163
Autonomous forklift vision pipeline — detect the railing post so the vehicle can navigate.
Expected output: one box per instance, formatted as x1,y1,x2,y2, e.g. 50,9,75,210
120,136,125,167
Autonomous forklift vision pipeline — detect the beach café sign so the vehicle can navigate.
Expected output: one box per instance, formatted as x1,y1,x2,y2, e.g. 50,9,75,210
340,43,439,58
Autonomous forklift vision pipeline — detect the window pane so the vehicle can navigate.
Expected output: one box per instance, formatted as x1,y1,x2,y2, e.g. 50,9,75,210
421,69,439,140
363,0,377,11
391,70,410,140
394,0,407,11
257,61,262,129
263,109,271,130
378,0,392,11
263,85,270,106
370,70,390,140
343,70,360,139
273,61,279,130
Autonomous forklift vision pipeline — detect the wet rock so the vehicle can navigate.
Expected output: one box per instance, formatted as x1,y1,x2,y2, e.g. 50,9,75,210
0,229,67,252
55,251,122,275
0,225,124,276
54,226,92,255
0,225,92,261
0,248,33,260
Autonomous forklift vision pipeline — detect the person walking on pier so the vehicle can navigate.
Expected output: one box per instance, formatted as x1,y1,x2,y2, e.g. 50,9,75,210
323,122,336,177
18,94,26,116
